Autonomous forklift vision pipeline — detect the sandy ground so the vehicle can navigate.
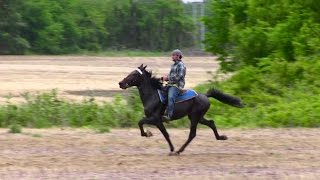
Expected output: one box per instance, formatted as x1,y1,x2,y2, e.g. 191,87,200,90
0,55,220,103
0,128,319,179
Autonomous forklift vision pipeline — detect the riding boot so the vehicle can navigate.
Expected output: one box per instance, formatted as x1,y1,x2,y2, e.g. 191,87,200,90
162,108,171,122
162,114,171,122
160,106,170,124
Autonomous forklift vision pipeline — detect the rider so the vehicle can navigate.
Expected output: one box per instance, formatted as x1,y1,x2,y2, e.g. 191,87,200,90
161,49,186,121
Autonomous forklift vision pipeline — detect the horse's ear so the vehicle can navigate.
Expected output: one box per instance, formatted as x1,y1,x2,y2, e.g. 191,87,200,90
139,64,143,69
143,65,147,70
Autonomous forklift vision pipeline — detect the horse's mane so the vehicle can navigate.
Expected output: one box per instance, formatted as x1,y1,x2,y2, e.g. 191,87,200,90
145,70,162,89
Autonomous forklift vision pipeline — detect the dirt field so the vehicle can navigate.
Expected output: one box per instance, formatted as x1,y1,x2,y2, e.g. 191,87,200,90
0,128,319,179
0,55,220,103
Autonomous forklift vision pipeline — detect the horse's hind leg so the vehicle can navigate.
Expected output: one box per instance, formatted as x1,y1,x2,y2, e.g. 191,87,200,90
199,118,228,140
174,114,199,155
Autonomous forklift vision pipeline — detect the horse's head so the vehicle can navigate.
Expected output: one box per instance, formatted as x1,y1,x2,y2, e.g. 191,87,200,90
119,64,147,89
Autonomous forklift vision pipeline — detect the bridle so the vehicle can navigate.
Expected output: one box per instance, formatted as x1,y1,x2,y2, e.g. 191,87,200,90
121,68,144,88
135,68,143,75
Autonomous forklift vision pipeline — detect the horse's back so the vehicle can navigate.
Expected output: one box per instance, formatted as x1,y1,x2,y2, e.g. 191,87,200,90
171,93,210,120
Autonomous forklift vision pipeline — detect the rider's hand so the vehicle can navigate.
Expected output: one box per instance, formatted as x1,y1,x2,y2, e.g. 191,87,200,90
161,75,168,81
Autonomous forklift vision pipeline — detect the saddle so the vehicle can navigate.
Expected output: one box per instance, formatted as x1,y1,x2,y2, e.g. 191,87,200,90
157,86,198,104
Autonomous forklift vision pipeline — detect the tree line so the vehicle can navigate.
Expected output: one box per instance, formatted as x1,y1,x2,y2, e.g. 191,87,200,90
203,0,320,71
0,0,195,54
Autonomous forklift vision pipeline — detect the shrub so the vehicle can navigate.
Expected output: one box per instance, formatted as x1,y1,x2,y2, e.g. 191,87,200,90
8,124,22,133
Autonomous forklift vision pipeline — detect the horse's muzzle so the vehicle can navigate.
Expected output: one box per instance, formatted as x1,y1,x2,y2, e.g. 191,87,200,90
119,81,128,89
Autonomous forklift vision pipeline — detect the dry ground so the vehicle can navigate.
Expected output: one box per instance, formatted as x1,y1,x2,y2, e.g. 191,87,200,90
0,55,220,103
0,128,319,179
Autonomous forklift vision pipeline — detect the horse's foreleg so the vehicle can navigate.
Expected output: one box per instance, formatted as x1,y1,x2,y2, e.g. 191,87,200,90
199,118,228,140
156,121,175,152
138,117,156,137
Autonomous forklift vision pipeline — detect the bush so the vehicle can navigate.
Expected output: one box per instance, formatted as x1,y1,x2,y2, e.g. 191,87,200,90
8,124,22,133
0,89,143,130
195,57,320,128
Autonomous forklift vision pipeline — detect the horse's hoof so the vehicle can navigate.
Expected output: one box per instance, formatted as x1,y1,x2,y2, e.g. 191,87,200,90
168,151,180,156
218,135,228,140
146,130,153,137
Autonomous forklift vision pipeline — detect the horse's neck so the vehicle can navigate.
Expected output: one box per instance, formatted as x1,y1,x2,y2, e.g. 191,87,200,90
138,81,158,107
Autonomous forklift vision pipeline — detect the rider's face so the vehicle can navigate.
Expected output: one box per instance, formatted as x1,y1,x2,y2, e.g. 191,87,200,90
171,54,180,61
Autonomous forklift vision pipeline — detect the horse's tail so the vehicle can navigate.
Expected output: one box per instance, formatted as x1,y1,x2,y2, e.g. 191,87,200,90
206,88,244,108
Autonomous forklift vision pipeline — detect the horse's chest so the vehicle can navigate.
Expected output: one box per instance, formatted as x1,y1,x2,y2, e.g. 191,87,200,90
144,106,156,117
143,103,158,117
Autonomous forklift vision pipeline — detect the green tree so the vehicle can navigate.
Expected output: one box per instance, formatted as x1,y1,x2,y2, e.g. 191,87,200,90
1,0,196,54
105,0,194,51
0,0,30,54
204,0,320,71
20,0,109,54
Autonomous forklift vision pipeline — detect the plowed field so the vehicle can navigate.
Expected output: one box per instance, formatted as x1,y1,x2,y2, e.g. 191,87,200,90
0,56,219,103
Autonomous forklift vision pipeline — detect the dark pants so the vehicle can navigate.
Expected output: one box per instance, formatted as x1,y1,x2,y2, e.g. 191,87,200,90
165,86,181,118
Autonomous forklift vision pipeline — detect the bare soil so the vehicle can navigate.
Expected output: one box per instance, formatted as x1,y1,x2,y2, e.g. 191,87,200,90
0,128,319,179
0,55,220,103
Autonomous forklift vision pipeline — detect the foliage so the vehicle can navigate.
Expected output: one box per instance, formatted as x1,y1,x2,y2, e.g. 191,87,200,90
0,89,143,130
195,57,320,128
104,0,195,51
0,0,195,54
199,0,320,128
0,0,30,54
204,0,320,71
8,124,22,133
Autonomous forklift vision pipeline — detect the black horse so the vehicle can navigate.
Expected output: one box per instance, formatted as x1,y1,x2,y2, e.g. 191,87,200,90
119,64,243,155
